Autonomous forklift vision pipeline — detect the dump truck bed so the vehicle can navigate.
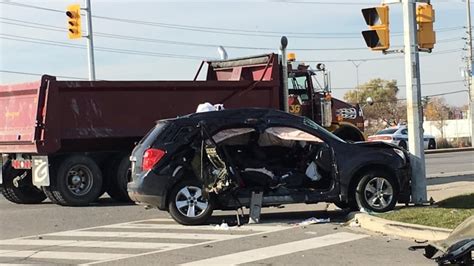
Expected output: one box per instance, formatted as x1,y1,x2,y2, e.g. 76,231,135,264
0,74,281,154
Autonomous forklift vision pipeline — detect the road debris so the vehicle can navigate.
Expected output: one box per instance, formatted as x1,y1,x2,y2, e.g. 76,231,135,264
297,217,330,226
214,222,230,230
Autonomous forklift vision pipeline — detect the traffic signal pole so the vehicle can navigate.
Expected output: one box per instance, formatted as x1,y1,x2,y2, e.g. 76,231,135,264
84,0,96,81
402,0,427,204
466,0,474,148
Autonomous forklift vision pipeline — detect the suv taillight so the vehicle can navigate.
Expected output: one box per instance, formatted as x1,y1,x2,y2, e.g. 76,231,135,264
142,148,165,171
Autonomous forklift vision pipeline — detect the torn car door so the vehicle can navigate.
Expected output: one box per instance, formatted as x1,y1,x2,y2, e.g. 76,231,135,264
195,126,251,195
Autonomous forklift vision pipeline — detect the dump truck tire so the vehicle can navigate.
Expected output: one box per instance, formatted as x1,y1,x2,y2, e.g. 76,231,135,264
1,161,46,204
106,155,132,202
42,186,61,204
333,125,365,142
46,155,103,206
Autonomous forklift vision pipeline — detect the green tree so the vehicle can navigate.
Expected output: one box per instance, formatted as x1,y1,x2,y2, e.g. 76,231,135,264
343,78,406,134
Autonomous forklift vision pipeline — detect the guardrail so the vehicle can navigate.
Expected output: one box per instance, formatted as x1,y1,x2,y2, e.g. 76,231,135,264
425,147,474,154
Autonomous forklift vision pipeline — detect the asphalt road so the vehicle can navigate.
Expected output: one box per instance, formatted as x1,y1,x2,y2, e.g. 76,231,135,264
0,151,471,265
425,150,474,177
0,200,433,265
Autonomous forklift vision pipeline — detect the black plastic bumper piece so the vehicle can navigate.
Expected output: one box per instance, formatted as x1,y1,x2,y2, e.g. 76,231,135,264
127,170,170,210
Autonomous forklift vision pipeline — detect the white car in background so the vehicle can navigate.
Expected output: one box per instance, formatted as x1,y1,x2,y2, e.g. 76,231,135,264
368,126,436,150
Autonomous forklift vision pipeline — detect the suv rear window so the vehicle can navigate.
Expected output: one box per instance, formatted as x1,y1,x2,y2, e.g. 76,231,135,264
375,128,398,135
139,121,168,145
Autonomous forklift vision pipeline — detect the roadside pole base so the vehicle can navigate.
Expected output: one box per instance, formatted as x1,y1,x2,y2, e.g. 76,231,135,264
248,191,263,224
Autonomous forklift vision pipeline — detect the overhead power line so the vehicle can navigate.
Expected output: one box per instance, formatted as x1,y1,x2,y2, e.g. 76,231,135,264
375,89,469,103
2,70,468,101
0,1,466,39
0,1,63,13
302,48,463,63
0,70,85,80
269,1,376,5
0,18,464,53
0,33,209,60
0,30,463,64
332,80,465,90
0,18,364,50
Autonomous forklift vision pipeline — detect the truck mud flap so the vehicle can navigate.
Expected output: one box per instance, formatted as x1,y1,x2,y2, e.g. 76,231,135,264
0,156,3,185
32,156,50,187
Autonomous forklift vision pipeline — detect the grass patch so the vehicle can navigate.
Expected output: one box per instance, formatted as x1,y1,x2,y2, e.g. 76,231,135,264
377,193,474,229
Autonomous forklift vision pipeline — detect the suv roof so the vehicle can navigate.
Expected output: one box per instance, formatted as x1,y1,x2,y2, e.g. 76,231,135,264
169,108,299,124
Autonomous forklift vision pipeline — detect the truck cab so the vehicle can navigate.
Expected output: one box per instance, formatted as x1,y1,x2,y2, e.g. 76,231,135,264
286,56,365,142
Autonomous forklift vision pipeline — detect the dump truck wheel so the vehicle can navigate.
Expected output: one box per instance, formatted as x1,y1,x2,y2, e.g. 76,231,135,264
106,155,132,202
355,170,398,213
168,180,214,225
47,155,103,206
333,126,365,142
42,186,61,204
1,161,46,204
41,158,62,204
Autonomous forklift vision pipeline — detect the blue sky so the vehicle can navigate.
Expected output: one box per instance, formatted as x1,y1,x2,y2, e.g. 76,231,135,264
0,0,471,106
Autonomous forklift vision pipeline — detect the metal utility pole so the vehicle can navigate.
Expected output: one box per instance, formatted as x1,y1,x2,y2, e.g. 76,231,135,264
280,36,289,112
466,0,474,147
402,0,427,204
349,60,366,88
84,0,96,81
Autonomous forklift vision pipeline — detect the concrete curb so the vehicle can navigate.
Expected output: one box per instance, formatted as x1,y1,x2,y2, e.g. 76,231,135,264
427,172,474,179
425,147,474,154
347,212,451,241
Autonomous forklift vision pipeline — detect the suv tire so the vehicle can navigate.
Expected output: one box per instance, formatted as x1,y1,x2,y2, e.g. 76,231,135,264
168,180,214,225
355,170,398,213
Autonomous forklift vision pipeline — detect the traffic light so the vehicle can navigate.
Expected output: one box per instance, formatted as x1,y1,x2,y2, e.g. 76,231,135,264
361,5,389,51
66,4,82,39
417,4,436,50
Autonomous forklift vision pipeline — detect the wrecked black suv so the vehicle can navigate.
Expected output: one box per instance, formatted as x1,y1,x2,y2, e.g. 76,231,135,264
128,108,411,225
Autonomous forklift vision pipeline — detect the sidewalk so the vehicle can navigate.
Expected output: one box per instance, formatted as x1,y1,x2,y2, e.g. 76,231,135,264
426,174,474,202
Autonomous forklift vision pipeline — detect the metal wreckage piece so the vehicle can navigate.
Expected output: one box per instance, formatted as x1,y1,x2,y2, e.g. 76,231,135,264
192,122,318,196
410,216,474,265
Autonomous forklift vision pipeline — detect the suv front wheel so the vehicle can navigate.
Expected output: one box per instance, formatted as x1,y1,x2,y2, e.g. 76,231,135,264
168,180,214,225
355,170,398,212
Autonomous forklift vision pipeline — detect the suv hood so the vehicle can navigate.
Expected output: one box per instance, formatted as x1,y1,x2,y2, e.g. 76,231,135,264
354,141,402,150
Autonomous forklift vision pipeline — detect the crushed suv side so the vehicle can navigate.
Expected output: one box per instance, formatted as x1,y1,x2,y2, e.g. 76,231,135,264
128,109,411,225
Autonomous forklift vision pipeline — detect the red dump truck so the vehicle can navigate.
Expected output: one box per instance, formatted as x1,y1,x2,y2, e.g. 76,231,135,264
0,53,365,206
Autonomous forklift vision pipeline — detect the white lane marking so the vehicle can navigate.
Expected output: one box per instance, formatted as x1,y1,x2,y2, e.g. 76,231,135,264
0,218,290,265
49,231,241,240
102,223,283,232
84,225,291,265
139,218,175,222
0,250,133,261
0,239,191,250
181,232,369,266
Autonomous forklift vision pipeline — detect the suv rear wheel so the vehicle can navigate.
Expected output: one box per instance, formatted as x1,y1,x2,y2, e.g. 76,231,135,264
355,170,398,212
168,180,214,225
